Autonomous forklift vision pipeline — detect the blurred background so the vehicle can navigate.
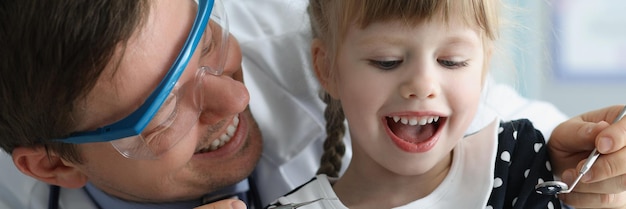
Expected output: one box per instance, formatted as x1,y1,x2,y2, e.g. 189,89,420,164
496,0,626,117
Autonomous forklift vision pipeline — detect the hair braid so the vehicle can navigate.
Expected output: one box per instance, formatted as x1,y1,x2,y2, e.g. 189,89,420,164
316,91,346,177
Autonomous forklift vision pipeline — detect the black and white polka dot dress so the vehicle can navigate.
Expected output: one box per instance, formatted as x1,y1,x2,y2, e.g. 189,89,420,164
486,119,562,209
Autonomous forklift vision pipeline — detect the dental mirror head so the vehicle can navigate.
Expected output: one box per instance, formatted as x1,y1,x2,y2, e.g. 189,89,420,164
534,148,600,195
535,181,570,195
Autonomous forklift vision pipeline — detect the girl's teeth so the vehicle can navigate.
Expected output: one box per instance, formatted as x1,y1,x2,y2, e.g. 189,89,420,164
389,116,439,126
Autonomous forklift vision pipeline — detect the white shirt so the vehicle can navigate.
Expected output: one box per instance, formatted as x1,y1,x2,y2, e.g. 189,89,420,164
267,119,500,209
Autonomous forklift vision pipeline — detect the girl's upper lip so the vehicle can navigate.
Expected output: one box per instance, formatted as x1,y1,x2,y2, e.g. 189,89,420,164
385,111,446,117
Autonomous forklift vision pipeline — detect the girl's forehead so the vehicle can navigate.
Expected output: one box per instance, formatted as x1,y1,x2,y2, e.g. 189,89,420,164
345,18,483,48
340,0,498,41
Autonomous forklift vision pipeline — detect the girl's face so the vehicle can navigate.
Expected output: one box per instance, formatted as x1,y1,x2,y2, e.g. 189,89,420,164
331,18,486,176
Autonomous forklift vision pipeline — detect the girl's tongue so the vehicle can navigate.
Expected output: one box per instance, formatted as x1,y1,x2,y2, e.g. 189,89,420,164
387,119,437,143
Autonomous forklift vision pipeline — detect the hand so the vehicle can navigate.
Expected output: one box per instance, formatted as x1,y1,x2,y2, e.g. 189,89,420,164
549,105,626,208
194,199,247,209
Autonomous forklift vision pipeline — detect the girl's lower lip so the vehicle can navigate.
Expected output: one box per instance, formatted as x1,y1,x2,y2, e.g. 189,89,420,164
389,132,439,153
194,114,248,158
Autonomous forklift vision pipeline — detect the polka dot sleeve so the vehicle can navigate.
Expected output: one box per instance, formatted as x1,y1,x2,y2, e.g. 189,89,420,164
486,119,561,209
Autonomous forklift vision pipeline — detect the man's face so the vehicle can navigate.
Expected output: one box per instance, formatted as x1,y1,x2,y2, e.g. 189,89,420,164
66,0,262,202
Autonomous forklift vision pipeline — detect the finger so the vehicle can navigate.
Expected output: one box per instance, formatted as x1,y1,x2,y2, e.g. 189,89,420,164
550,120,605,155
597,109,626,154
579,149,626,184
559,191,626,209
549,121,608,175
579,105,624,124
194,199,247,209
562,168,626,194
560,151,626,186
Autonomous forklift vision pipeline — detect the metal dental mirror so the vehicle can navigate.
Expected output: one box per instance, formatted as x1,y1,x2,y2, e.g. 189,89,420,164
535,105,626,195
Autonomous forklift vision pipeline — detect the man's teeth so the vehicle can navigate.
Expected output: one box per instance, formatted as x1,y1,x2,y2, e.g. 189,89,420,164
391,116,439,126
199,115,239,153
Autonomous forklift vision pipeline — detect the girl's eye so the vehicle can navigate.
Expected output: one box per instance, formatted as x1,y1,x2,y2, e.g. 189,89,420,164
437,59,468,69
369,60,403,70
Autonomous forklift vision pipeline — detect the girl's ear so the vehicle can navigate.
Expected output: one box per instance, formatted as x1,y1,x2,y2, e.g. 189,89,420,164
12,146,88,188
311,38,339,98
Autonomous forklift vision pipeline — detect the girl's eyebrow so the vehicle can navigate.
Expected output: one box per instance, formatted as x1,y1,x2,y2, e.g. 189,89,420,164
355,34,479,50
442,36,480,48
354,35,406,49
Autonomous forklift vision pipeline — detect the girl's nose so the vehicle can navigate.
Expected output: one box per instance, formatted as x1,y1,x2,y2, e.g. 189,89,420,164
399,69,438,100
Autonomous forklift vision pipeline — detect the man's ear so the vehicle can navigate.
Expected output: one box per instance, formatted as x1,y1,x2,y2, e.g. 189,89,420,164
12,146,87,188
311,38,339,98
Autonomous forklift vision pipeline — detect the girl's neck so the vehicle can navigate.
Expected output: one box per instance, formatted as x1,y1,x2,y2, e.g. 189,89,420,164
333,151,453,209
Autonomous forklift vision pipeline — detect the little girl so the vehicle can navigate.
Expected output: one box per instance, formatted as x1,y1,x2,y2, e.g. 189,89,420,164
267,0,561,208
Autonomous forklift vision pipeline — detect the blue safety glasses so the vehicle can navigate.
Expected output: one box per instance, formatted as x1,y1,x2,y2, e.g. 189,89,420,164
56,0,230,159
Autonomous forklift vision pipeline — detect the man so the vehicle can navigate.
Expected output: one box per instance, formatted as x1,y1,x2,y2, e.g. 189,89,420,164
1,0,625,209
1,0,260,208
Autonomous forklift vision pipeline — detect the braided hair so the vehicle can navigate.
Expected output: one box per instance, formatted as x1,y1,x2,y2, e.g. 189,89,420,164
315,91,346,177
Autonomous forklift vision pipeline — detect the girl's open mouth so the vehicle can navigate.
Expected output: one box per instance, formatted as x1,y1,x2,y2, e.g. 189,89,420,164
384,115,445,152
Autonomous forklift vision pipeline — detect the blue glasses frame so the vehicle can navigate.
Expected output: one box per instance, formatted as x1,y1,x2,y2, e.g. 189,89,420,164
58,0,216,144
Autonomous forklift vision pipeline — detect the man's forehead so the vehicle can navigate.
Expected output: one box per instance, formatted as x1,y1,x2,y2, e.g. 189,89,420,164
77,0,197,132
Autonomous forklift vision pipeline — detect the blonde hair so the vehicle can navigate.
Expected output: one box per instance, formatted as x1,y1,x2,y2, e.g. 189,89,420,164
308,0,503,177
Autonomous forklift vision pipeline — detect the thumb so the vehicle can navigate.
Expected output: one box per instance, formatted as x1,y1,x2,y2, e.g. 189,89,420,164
596,109,626,153
195,199,247,209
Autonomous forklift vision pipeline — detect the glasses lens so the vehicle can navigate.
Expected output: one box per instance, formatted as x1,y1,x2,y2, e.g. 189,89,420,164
110,0,229,159
199,0,229,76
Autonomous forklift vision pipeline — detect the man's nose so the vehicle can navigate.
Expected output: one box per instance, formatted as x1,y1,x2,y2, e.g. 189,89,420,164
198,74,249,125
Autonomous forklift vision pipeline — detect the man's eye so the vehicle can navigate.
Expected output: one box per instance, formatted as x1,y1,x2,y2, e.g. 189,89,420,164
369,60,403,70
143,93,177,135
201,38,215,57
437,59,468,69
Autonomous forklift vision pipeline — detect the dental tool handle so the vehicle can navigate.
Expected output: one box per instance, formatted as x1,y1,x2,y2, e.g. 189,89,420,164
614,106,626,124
579,149,600,175
568,149,599,191
567,171,584,192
